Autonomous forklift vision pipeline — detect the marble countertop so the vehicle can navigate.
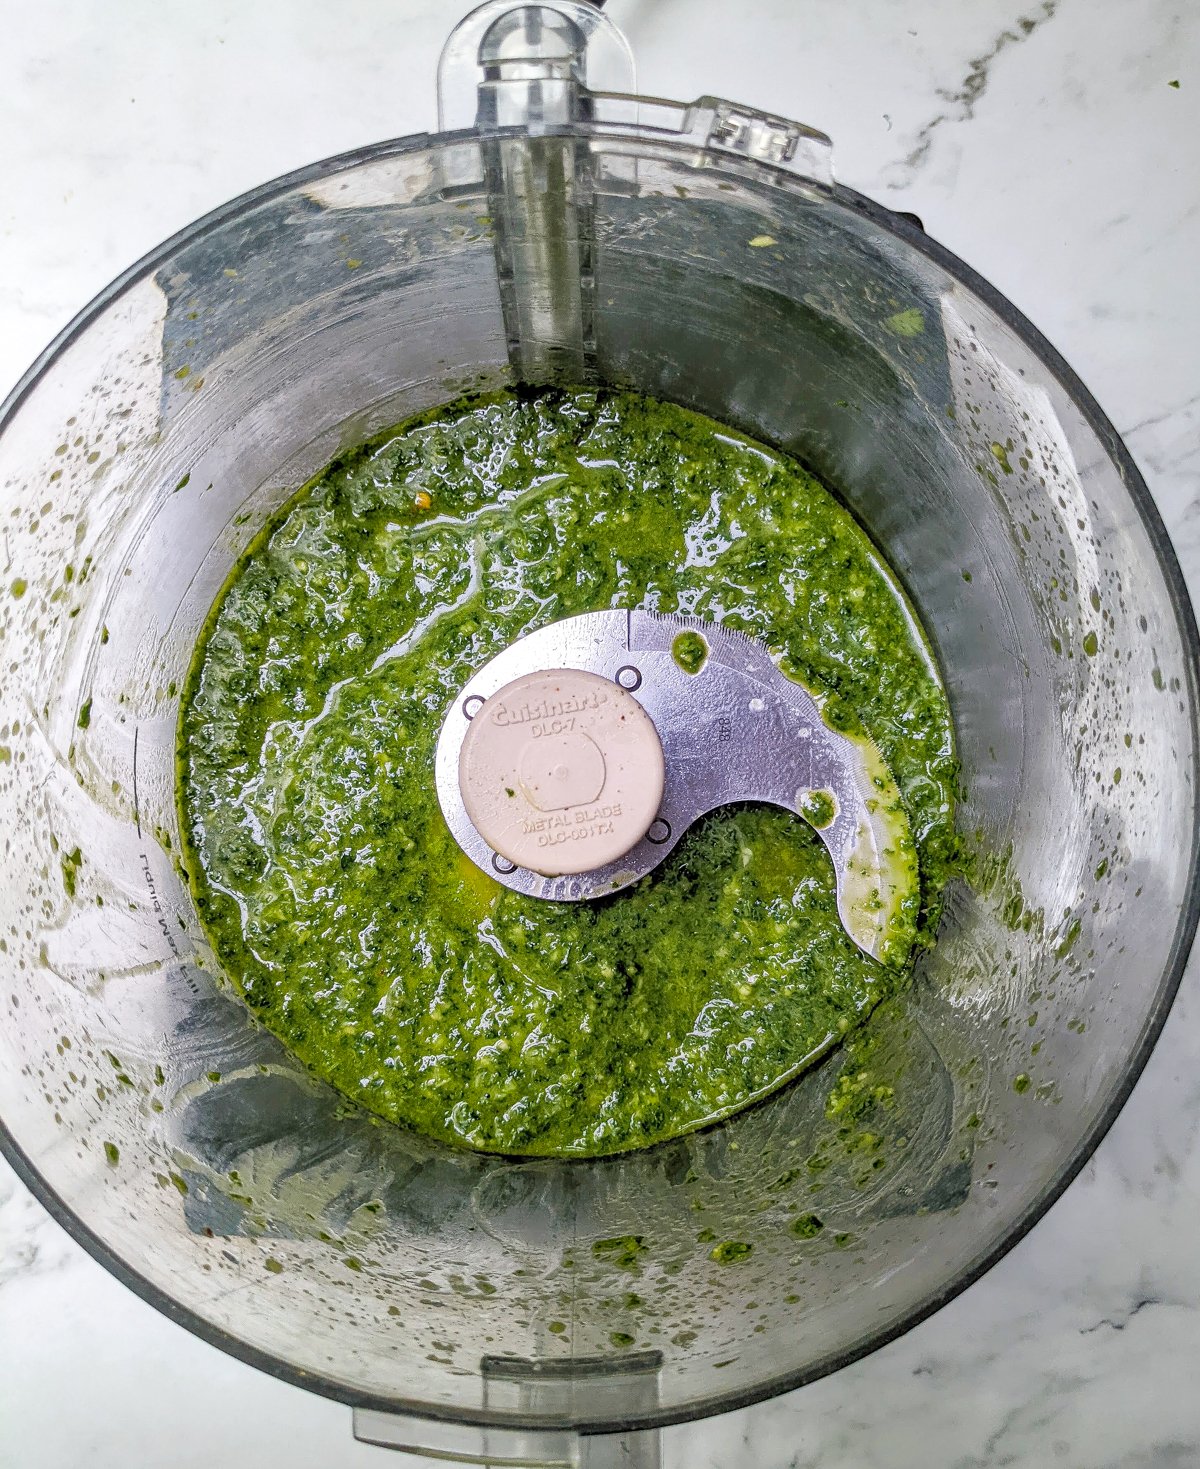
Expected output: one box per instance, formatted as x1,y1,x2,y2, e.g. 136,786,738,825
2,2,1198,1465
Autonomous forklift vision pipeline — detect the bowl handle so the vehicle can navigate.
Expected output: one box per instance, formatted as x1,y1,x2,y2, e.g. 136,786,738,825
353,1407,661,1466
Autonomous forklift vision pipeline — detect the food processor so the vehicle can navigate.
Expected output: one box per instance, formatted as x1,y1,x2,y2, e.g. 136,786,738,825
0,2,1196,1463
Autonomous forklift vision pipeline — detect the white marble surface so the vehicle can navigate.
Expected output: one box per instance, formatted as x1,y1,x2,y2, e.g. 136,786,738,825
2,2,1198,1465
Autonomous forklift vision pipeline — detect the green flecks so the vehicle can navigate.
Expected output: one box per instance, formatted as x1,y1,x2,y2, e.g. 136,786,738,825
1152,666,1165,691
961,569,972,582
61,846,83,899
709,1239,753,1264
748,234,776,248
1113,767,1122,785
11,579,27,599
826,1049,895,1122
264,1257,284,1273
884,308,924,338
790,1212,824,1239
344,1256,363,1271
1094,858,1109,881
168,1171,189,1195
832,1232,856,1249
346,258,363,269
1082,630,1098,657
610,1331,636,1348
1002,891,1025,929
671,629,708,674
990,441,1014,475
1168,78,1180,88
1055,917,1081,957
103,1141,120,1167
100,625,110,644
77,699,92,730
797,789,836,829
174,472,191,492
505,787,515,798
548,1320,567,1334
174,366,191,381
593,1235,647,1272
1013,1073,1032,1094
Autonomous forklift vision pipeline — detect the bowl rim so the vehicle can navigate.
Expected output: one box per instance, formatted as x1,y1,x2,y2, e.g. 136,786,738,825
2,125,1198,1437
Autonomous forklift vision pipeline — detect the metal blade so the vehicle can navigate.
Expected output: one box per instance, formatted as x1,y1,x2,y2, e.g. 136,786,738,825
435,610,919,966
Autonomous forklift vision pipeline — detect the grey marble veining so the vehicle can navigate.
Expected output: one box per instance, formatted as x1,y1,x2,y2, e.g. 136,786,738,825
1,1,1198,1465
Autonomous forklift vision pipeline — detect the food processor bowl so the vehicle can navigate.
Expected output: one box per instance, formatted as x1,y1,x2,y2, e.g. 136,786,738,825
1,3,1196,1462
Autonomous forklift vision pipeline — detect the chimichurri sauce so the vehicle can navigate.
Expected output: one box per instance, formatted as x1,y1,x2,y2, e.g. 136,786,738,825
178,390,958,1157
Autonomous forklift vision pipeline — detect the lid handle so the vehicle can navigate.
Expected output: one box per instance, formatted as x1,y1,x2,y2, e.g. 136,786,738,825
438,0,635,132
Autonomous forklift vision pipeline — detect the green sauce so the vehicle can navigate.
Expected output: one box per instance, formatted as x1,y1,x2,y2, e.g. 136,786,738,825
178,389,957,1157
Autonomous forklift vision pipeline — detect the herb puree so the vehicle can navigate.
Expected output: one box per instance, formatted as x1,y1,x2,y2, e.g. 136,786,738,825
178,390,957,1157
